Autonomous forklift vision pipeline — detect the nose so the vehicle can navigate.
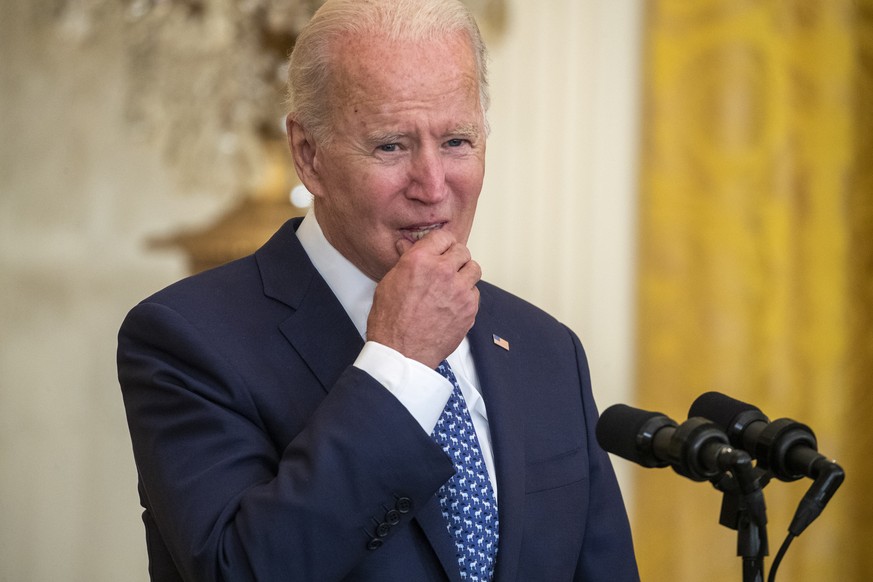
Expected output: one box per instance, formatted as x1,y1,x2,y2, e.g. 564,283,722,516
407,146,448,204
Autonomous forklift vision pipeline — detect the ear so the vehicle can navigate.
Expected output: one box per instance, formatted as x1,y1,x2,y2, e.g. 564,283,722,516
286,113,325,198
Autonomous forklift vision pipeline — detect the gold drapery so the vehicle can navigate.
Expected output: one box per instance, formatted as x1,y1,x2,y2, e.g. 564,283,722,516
635,1,873,580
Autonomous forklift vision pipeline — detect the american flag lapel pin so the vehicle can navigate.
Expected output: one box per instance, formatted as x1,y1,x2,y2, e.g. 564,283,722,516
492,334,510,351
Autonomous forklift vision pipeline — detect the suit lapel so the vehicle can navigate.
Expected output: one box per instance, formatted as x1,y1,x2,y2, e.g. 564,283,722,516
468,288,526,582
256,218,363,392
256,219,463,581
256,222,535,580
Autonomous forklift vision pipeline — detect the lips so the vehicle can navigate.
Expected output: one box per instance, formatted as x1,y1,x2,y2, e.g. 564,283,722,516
401,222,445,241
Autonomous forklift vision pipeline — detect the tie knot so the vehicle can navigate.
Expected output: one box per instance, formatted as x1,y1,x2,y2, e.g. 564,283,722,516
437,360,458,387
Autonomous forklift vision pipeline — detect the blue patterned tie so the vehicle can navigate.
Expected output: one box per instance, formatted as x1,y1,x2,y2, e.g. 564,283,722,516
432,360,499,581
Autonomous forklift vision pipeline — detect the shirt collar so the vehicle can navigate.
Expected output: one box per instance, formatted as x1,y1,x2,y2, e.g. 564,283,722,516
295,209,481,408
296,209,376,341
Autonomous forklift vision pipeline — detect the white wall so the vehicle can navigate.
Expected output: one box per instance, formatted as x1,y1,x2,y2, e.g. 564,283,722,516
469,0,642,498
472,0,642,405
0,1,642,579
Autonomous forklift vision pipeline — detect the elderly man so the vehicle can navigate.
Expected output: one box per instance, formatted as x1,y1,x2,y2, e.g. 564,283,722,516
118,0,639,580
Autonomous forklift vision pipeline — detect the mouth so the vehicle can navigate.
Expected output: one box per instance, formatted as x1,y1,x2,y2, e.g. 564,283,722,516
401,223,445,242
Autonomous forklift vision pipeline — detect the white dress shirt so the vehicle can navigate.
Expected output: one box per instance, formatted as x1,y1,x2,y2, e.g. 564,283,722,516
296,210,497,497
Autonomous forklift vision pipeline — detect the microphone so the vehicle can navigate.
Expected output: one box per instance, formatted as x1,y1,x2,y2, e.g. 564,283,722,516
688,391,841,482
598,402,769,579
596,404,749,482
689,391,845,535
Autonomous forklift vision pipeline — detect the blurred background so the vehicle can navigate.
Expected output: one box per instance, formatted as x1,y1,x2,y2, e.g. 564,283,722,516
1,0,870,580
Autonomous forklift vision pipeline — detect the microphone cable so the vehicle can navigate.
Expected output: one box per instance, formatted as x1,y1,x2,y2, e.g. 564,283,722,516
767,532,794,582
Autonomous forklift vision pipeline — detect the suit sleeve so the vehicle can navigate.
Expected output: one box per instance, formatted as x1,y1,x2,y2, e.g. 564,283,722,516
118,301,454,582
569,330,641,581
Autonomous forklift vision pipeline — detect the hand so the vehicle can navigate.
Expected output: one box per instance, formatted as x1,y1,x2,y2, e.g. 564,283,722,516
367,230,481,369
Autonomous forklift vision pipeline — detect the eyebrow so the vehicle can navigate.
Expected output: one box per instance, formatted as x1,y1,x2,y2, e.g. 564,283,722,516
450,123,481,140
366,131,405,145
366,124,481,145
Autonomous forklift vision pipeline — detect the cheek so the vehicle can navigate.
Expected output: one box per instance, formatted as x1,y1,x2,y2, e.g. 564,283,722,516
326,170,380,215
364,165,410,192
353,169,410,211
450,165,485,203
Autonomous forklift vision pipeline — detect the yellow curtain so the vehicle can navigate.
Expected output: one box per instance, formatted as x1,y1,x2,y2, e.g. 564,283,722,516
635,1,873,580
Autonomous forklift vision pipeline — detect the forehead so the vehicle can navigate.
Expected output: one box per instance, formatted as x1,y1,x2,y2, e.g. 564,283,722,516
326,31,481,119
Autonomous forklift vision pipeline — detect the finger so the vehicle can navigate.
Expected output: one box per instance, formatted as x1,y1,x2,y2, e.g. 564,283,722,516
408,228,456,256
441,241,473,271
458,258,482,286
395,238,414,256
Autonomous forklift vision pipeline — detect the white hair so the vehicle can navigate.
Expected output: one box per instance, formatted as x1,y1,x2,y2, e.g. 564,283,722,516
286,0,490,145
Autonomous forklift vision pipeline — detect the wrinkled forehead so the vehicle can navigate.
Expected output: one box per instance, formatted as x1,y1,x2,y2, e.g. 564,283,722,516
325,31,481,112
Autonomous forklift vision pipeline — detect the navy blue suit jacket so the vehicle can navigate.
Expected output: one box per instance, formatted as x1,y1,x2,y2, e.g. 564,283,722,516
118,218,639,581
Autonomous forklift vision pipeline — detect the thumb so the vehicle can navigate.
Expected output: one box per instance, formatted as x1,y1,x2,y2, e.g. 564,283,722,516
395,238,414,256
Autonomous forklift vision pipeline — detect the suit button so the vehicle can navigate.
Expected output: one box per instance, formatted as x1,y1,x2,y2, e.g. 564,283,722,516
385,509,401,525
396,497,412,514
375,522,391,538
367,538,383,551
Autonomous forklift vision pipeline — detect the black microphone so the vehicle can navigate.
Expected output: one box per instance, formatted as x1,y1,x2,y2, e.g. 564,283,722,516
596,404,747,482
688,391,841,482
689,391,845,535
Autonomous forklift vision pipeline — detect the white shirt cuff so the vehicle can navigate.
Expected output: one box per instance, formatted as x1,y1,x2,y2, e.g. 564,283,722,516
353,341,452,434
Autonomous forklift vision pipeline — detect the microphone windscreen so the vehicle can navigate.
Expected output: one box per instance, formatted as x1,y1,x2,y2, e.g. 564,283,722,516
596,404,668,466
688,391,761,430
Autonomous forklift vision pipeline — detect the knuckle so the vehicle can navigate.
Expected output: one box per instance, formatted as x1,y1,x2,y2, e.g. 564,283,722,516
436,229,457,244
434,259,457,279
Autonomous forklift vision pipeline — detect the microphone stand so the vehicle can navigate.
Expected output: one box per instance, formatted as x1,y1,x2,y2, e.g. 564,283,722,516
709,448,771,582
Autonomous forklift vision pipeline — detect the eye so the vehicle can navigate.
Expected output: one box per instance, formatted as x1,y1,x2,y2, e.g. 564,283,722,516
378,143,399,153
446,138,466,148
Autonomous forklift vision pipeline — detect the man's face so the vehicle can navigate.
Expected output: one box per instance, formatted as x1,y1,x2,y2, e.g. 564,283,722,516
302,32,486,281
